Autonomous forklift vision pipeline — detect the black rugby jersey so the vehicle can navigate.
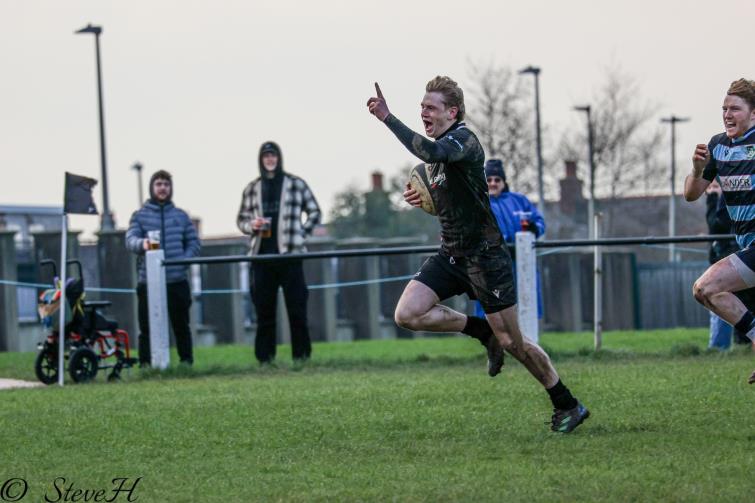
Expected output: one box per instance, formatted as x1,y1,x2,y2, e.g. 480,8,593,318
384,114,502,256
702,125,755,249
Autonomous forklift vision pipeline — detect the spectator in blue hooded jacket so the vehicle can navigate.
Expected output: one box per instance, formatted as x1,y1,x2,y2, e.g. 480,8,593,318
474,159,545,318
126,170,200,366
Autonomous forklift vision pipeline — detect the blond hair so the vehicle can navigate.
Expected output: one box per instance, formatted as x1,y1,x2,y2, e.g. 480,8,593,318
426,76,465,121
727,78,755,109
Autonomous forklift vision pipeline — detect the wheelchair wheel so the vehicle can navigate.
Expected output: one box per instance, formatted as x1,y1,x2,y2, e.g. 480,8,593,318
34,349,58,385
69,347,99,383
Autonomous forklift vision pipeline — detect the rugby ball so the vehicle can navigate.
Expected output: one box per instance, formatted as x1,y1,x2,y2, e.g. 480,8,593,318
408,164,437,215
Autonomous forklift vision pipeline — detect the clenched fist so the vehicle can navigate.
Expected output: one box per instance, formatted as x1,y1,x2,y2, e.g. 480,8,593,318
692,144,710,177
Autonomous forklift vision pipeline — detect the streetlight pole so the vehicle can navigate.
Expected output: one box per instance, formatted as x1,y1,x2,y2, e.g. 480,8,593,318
75,23,114,230
574,105,596,239
661,115,690,262
519,66,546,226
131,162,144,206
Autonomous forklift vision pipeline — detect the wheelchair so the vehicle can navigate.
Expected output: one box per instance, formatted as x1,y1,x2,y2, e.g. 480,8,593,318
34,259,137,384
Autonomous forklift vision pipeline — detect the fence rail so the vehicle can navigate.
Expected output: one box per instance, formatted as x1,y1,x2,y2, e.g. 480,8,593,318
162,234,735,267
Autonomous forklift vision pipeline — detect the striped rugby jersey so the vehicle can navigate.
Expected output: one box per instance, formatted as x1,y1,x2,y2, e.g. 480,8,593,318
702,125,755,249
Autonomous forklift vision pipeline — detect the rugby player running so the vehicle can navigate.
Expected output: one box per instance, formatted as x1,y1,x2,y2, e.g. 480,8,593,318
366,77,590,432
685,78,755,384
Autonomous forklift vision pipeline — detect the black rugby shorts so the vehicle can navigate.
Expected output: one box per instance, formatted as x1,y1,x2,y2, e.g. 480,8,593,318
412,243,516,314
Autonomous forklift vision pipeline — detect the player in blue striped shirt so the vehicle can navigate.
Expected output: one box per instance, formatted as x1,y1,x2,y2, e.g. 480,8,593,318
684,78,755,384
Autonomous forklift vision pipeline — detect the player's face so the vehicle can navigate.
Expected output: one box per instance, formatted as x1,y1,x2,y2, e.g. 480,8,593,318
487,176,504,197
722,94,755,139
262,152,279,172
421,92,458,138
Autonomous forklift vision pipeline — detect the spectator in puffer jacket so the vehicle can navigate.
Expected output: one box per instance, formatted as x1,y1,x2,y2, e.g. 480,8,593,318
126,170,200,366
237,141,321,365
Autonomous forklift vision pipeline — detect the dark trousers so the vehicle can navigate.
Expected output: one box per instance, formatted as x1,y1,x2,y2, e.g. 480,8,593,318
251,260,311,362
137,280,193,364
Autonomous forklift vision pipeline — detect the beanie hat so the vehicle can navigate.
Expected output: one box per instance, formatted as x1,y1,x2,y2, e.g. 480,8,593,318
484,159,506,182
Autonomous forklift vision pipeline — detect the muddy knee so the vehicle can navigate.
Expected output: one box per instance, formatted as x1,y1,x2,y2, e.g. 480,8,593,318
692,278,713,305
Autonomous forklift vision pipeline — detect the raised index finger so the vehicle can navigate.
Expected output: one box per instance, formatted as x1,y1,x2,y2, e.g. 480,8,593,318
375,82,384,99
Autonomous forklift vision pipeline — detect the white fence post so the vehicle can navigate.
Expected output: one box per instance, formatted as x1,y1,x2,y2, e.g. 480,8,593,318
515,231,538,343
146,249,170,369
57,214,68,386
593,213,603,351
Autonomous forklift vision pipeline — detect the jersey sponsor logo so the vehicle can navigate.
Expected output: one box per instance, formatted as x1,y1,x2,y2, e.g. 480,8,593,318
713,144,755,162
719,175,753,192
430,172,447,189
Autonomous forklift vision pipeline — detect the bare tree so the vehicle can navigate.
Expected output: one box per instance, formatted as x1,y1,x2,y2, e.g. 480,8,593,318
636,130,665,196
561,66,665,234
563,66,663,199
465,60,537,194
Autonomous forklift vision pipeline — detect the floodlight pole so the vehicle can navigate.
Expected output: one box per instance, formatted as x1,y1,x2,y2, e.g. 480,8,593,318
75,23,114,231
519,66,546,226
661,115,690,262
132,162,144,205
574,105,596,239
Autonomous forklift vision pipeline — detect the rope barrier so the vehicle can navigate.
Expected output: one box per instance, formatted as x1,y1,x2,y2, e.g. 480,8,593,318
0,274,418,296
310,274,415,290
534,243,709,256
0,279,54,289
536,247,577,257
86,286,139,294
0,279,138,294
640,244,708,255
534,234,734,248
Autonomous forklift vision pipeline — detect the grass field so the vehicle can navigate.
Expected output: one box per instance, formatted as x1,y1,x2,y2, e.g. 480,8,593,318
1,329,753,502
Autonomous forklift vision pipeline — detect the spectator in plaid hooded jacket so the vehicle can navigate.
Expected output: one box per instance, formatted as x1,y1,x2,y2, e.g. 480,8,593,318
237,141,321,364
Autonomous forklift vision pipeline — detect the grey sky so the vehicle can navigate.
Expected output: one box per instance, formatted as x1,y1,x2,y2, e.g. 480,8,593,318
0,0,747,238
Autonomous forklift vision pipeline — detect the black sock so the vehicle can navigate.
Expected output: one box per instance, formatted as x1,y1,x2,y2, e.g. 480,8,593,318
734,329,752,345
734,312,755,334
461,316,492,346
546,379,578,410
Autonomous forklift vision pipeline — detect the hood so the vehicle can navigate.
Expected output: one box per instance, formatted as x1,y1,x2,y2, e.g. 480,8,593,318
258,141,284,178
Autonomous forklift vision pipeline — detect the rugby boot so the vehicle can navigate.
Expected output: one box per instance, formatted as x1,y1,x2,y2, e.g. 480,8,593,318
486,336,504,377
550,402,590,433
